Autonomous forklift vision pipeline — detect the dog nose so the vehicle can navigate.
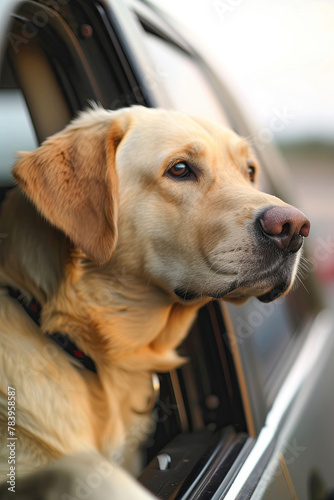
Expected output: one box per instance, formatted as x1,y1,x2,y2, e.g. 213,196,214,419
258,206,310,253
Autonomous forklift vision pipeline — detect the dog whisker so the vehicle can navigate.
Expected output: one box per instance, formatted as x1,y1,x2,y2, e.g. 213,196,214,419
294,273,310,294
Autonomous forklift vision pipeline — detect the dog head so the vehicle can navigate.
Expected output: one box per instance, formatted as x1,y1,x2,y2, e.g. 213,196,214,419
13,106,309,305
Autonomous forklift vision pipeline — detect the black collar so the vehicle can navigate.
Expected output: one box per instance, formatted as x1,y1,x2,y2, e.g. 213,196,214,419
7,286,97,373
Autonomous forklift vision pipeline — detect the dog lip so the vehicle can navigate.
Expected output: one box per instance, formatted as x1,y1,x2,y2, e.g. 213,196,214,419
174,288,201,301
174,282,237,301
257,282,289,303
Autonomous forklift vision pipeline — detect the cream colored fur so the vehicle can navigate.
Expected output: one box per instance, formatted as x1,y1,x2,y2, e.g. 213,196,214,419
0,106,302,497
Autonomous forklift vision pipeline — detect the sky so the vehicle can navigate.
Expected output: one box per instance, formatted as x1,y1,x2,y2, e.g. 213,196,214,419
153,0,334,141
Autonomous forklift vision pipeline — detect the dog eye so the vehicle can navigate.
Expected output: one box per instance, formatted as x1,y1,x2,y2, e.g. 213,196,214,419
167,162,194,179
248,165,256,183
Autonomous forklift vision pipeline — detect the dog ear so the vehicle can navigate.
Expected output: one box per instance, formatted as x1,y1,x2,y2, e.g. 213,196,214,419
13,114,128,265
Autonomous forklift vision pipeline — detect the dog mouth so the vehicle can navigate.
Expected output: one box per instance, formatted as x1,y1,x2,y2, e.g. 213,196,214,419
174,249,299,304
174,280,289,304
226,254,298,303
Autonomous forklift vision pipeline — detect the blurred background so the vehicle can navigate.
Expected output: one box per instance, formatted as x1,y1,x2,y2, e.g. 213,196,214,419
153,0,334,301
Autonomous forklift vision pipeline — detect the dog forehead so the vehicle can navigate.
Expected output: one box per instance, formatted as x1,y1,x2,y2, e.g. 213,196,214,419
115,110,207,170
191,116,252,156
119,108,250,164
131,108,208,143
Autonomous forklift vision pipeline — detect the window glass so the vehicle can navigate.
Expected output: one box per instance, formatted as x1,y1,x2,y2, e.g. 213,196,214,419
0,89,37,184
143,32,231,127
228,297,296,392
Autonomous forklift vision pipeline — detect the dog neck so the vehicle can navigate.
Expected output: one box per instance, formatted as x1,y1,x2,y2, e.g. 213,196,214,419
41,253,200,373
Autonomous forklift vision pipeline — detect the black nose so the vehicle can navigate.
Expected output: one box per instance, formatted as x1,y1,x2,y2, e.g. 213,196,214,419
257,206,310,253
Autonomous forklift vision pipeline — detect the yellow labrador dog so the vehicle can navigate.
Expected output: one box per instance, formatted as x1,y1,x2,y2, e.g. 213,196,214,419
0,106,309,498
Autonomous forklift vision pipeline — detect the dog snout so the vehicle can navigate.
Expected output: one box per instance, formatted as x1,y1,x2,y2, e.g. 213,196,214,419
257,205,310,253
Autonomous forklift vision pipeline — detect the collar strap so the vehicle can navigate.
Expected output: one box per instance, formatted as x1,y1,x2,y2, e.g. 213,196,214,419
7,286,96,373
7,286,41,324
46,332,96,373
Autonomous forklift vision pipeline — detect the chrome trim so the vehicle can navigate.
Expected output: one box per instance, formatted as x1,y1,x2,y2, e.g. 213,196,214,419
223,309,334,499
169,369,189,432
